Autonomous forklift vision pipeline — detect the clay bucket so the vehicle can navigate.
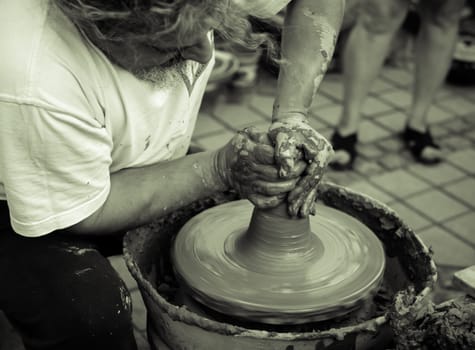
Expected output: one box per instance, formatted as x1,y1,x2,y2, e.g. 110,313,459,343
123,182,437,350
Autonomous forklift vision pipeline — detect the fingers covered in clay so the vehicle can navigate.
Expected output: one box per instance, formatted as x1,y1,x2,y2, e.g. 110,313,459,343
269,119,319,177
287,155,330,217
251,178,299,196
237,159,306,181
247,193,286,209
268,117,334,217
251,144,275,166
243,126,273,146
300,188,318,217
288,162,325,200
223,126,302,209
233,131,275,166
274,133,298,177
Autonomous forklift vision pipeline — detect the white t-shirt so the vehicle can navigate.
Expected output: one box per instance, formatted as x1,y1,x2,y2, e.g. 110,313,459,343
0,0,213,237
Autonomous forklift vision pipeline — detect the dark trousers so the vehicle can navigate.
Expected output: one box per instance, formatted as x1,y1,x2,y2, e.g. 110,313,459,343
0,201,137,350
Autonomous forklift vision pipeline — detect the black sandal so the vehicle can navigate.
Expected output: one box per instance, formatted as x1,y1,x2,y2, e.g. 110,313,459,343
329,131,358,171
401,126,442,165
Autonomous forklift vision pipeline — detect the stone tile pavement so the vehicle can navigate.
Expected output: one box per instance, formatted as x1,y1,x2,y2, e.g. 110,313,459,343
1,65,474,350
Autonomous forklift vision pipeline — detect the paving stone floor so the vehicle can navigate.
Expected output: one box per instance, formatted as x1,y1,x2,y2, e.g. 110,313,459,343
1,65,474,350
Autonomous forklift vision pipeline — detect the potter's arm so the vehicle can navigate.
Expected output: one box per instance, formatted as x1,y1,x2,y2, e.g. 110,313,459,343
67,130,301,235
269,0,344,217
273,0,345,120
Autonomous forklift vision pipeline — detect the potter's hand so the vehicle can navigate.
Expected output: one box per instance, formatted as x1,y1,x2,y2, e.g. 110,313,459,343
269,115,333,217
218,126,306,209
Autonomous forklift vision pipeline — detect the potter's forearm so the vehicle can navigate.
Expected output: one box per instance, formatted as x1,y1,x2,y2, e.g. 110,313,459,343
68,151,227,235
273,0,345,121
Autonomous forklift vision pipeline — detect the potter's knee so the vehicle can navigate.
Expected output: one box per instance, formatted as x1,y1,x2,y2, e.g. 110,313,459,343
82,284,134,335
56,283,134,338
15,286,135,350
359,0,409,34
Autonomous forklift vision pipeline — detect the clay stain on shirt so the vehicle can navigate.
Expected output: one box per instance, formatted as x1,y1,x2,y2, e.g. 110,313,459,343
144,135,151,151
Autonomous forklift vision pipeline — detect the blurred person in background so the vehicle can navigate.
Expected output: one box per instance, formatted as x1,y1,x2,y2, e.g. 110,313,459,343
0,0,342,349
329,0,465,170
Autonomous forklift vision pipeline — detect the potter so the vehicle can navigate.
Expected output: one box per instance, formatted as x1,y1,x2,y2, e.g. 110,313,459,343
0,0,344,349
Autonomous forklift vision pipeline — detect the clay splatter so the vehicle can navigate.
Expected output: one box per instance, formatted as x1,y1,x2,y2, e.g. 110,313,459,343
119,284,132,313
75,267,93,276
302,8,338,99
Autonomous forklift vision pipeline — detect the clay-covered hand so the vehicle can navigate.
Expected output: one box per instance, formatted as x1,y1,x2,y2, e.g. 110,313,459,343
269,115,333,217
217,126,306,209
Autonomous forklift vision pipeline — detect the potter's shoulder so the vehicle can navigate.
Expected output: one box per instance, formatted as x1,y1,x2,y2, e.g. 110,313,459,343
0,0,102,107
0,1,51,96
0,0,49,59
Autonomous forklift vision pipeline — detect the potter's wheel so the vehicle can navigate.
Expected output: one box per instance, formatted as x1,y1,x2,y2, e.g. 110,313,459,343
172,199,385,325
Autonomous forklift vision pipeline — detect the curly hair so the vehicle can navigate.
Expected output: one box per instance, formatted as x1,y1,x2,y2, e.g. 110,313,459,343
54,0,277,57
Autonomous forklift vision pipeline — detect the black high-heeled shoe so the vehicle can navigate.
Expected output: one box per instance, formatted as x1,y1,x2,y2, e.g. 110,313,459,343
401,126,442,165
329,131,358,171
